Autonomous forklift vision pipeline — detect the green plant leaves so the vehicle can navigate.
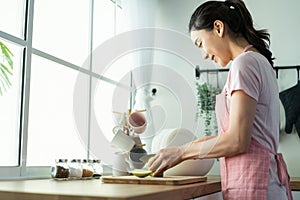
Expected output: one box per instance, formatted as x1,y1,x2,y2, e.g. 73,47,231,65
0,41,14,95
196,82,221,136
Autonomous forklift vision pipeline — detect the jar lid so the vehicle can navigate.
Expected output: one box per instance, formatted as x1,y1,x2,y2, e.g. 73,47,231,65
56,159,68,163
92,159,101,163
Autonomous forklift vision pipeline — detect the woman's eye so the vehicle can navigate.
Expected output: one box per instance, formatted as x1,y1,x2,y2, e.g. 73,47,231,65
194,38,202,48
195,40,202,48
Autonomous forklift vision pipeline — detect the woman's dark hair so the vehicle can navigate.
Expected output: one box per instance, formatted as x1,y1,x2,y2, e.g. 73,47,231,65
189,0,274,66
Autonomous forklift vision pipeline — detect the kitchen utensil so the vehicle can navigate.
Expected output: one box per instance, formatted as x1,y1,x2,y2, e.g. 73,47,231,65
102,175,207,185
112,151,131,176
111,129,135,151
128,111,147,134
139,154,155,163
129,145,147,169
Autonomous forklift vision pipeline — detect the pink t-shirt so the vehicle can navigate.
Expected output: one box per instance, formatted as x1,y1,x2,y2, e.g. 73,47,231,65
225,52,287,199
225,51,280,152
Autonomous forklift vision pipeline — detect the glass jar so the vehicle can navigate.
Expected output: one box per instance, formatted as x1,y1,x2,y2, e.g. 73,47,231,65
81,159,94,178
92,159,103,179
51,159,70,180
68,159,82,179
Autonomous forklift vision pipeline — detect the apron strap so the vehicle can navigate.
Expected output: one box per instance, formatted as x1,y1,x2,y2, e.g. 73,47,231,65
243,45,253,52
252,139,293,200
276,153,293,200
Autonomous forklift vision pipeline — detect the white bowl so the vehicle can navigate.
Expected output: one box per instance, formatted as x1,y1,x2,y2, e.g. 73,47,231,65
151,128,214,176
165,159,214,176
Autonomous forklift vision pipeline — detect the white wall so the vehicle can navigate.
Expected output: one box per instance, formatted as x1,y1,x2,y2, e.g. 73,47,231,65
122,0,300,177
153,0,300,177
155,0,300,65
246,0,300,65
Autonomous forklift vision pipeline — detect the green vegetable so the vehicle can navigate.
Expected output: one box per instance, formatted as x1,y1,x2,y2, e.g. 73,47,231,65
131,169,152,178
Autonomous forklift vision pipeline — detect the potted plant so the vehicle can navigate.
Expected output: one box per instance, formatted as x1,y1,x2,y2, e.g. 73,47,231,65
0,40,13,95
196,82,221,136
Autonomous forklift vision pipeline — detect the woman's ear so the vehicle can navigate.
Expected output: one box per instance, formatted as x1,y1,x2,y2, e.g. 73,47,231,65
214,20,224,37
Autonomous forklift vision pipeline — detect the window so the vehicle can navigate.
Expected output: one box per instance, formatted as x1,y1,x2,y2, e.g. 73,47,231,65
27,55,89,166
0,0,25,38
32,0,90,66
0,0,125,178
0,0,26,178
0,41,23,167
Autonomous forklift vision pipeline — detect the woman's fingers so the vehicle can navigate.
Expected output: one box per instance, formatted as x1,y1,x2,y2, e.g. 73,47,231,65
149,155,161,171
148,152,168,176
152,163,167,176
148,146,184,176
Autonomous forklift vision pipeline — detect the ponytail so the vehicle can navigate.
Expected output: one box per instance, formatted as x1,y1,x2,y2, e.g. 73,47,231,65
189,0,274,66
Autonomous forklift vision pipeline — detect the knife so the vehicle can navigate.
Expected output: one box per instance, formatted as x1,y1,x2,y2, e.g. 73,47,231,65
139,154,155,163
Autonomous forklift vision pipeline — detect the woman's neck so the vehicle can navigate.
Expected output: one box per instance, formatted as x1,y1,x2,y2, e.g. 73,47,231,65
229,37,257,59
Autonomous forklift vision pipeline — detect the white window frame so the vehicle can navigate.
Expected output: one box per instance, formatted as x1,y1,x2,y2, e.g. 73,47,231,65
0,0,122,179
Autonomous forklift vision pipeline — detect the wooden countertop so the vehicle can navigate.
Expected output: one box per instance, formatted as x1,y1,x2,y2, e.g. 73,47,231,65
0,176,221,200
0,176,298,200
291,177,300,191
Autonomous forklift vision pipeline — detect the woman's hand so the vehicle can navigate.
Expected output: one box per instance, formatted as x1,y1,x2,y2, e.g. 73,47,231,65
148,146,184,176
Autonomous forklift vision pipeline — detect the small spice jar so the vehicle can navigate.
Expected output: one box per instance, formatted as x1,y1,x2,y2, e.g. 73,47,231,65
81,159,94,178
51,159,70,180
68,159,82,179
92,159,103,179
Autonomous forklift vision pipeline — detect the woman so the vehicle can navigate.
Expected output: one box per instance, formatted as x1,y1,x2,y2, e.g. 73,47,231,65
148,0,292,199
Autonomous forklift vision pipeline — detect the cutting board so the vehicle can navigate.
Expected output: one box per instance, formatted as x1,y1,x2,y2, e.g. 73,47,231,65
102,175,207,185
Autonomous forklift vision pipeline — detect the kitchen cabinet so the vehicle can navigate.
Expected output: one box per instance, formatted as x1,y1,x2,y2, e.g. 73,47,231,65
292,191,300,199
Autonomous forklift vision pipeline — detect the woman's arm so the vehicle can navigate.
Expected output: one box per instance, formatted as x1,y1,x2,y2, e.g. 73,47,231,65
183,89,257,159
